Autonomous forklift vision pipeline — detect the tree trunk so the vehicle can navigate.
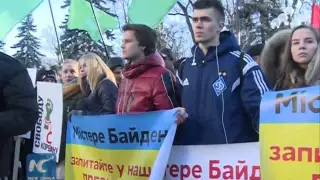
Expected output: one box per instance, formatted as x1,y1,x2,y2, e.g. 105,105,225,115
177,1,195,43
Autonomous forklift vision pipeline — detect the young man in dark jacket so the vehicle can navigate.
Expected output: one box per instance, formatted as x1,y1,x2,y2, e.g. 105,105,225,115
116,24,179,113
174,0,270,145
0,52,38,178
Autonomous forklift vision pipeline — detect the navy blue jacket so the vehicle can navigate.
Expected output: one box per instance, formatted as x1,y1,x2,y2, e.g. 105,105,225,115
174,31,270,145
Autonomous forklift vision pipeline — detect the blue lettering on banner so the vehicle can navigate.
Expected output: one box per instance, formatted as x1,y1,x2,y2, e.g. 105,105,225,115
66,109,178,150
26,153,56,180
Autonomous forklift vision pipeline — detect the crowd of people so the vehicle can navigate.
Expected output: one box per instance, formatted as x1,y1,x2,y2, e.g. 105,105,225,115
0,0,319,179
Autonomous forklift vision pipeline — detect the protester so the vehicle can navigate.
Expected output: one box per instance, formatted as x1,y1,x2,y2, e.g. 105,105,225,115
79,53,118,114
159,48,175,73
51,65,62,83
61,59,78,84
36,68,58,83
57,60,83,179
107,57,126,86
18,67,57,180
174,0,270,145
0,52,38,179
261,25,320,90
116,24,181,114
246,43,264,65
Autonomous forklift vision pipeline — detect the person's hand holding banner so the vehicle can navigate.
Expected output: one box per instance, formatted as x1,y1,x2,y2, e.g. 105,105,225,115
65,109,178,179
175,107,188,125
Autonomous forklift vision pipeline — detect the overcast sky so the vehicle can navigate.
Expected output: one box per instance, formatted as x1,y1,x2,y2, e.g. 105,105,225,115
2,0,311,65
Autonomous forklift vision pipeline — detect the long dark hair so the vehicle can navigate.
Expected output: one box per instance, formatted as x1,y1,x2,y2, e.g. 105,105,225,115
275,25,320,90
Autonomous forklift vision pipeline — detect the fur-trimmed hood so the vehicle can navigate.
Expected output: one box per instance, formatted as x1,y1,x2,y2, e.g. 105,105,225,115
260,29,291,87
305,44,320,85
260,29,320,88
63,78,81,100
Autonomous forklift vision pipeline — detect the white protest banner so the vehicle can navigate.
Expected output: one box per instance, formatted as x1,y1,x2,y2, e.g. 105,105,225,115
27,68,37,88
165,143,260,180
33,82,63,162
18,68,37,139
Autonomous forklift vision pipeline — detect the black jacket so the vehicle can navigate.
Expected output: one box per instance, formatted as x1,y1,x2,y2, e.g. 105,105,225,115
83,76,118,114
0,52,38,176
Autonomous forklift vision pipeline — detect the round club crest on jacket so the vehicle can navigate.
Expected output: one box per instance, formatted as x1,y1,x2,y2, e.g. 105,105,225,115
174,31,270,145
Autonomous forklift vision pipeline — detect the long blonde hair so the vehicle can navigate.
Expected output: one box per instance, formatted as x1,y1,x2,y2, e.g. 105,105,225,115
79,53,117,91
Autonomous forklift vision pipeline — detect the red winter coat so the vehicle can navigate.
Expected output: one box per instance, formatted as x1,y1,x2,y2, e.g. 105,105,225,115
116,52,178,114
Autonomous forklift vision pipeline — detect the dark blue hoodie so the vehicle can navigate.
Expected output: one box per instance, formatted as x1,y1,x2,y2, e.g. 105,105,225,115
174,31,270,145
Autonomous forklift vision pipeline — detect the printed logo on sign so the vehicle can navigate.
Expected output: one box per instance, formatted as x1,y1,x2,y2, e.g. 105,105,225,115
27,153,56,180
44,98,53,144
39,98,59,154
213,76,227,96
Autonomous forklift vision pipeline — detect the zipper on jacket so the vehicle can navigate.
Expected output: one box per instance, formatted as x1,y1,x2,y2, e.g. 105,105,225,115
121,79,129,113
195,61,204,116
126,88,135,112
117,88,122,113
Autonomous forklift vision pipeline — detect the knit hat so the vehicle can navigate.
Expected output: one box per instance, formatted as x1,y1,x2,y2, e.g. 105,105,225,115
36,69,57,82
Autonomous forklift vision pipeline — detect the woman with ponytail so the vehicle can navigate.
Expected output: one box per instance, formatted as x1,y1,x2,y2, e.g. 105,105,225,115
79,53,118,114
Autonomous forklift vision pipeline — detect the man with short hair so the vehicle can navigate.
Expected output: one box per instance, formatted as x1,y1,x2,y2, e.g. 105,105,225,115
175,0,270,145
116,24,182,115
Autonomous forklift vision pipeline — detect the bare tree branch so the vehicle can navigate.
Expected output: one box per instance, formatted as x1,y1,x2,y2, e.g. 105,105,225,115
168,13,192,18
289,0,299,22
119,0,130,24
177,1,195,43
186,0,194,8
156,23,188,58
300,0,312,6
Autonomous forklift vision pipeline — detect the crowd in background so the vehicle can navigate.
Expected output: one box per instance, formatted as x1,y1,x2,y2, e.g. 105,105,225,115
0,0,319,179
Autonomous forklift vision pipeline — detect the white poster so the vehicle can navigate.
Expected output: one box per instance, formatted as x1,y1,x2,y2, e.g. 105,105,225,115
18,68,37,139
32,82,63,162
27,68,37,88
165,143,260,180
